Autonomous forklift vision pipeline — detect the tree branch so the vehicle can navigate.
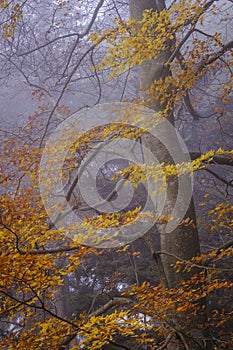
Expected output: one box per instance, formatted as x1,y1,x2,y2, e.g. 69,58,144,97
204,167,233,188
190,152,233,166
89,297,132,317
20,0,105,56
59,297,132,349
198,40,233,70
39,0,105,146
175,50,201,120
107,339,131,350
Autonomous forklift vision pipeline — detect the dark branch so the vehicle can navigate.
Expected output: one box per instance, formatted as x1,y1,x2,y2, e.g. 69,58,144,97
190,152,233,166
204,168,233,188
198,40,233,70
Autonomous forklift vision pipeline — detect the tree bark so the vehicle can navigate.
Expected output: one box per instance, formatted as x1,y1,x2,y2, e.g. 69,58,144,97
129,1,213,349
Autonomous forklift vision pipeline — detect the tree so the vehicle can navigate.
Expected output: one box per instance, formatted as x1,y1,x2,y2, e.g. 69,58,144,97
90,0,233,348
1,0,233,349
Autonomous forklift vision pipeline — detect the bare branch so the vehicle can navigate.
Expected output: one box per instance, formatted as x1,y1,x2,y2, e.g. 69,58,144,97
204,167,233,188
19,0,105,56
39,44,95,147
39,0,106,146
89,297,132,317
157,334,173,350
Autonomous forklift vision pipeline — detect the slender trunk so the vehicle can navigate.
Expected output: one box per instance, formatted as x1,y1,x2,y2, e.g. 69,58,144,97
129,1,213,348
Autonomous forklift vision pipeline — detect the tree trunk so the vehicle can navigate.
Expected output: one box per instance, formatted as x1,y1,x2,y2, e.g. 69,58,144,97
129,1,213,349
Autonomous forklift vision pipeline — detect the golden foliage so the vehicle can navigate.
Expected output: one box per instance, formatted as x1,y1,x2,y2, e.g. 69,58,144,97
1,0,233,348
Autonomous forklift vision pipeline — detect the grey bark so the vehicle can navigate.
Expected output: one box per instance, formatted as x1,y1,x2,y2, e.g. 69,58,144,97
129,1,213,349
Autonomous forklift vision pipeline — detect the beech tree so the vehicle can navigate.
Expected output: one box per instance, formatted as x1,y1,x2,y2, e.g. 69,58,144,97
0,1,233,350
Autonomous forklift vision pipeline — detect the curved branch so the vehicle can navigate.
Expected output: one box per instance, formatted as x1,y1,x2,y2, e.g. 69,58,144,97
89,297,132,317
190,152,233,166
